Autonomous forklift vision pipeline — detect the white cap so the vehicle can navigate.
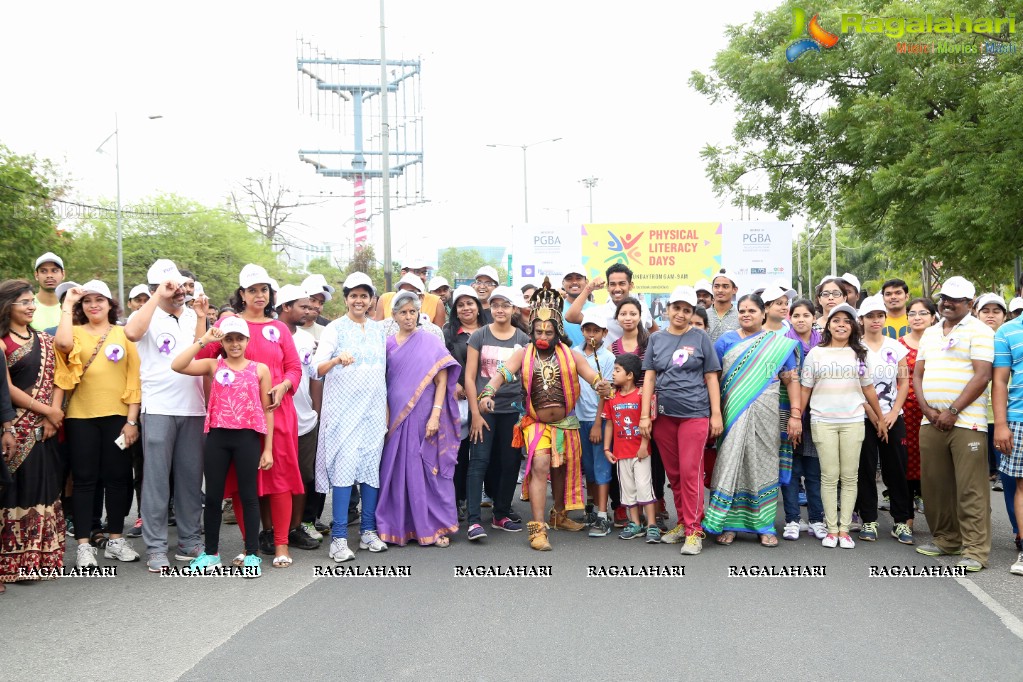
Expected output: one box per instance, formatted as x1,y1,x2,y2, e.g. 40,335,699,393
239,264,277,290
580,311,608,329
841,272,861,293
562,265,588,279
428,276,450,292
474,266,500,284
489,285,523,307
275,284,308,308
35,252,64,270
712,268,736,286
857,295,887,317
342,272,375,296
450,285,479,306
302,274,335,300
693,278,713,294
219,316,250,337
938,276,976,300
55,282,80,301
975,293,1007,312
128,284,150,300
147,259,188,286
757,283,796,303
817,274,846,289
668,286,698,306
391,289,421,312
403,257,431,269
1009,297,1023,313
396,272,425,293
80,279,113,301
827,303,859,321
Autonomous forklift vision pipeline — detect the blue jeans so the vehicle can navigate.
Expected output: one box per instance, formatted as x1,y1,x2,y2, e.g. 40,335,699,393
579,420,612,485
782,453,823,524
331,483,379,539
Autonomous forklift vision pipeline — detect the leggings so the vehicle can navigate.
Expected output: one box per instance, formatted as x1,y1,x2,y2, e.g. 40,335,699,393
235,492,291,547
331,483,379,539
203,428,261,556
454,438,470,502
65,416,132,539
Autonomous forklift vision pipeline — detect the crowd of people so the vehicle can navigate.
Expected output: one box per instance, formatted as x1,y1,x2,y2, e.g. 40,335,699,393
2,251,1022,590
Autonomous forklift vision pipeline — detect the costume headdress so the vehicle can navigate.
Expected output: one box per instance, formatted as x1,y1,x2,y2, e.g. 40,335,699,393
529,276,570,344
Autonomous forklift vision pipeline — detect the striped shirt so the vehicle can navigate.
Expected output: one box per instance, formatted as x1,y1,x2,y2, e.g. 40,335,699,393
993,317,1023,422
800,346,873,424
918,314,994,431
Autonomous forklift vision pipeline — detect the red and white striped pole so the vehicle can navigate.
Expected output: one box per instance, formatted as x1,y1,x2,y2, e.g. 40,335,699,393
353,175,368,250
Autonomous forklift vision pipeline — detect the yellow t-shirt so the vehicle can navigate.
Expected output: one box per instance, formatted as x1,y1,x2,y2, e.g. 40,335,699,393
379,291,442,321
56,325,142,419
883,313,909,339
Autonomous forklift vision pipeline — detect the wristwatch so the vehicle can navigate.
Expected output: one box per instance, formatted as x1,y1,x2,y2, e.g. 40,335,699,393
126,420,139,427
2,426,14,435
948,407,959,416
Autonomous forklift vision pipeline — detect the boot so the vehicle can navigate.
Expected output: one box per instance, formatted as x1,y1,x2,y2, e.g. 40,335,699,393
548,508,586,531
527,521,551,551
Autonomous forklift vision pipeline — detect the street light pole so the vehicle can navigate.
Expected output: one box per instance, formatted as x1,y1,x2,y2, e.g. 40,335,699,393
487,137,562,223
380,0,393,292
114,113,123,307
580,176,599,222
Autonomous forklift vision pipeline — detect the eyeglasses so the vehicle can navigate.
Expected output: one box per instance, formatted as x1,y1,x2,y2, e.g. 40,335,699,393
938,295,970,304
472,280,497,288
12,299,36,308
906,311,932,318
489,301,512,310
819,290,844,299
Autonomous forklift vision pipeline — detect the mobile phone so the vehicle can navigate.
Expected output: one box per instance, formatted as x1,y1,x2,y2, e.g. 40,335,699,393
34,426,44,441
114,434,128,450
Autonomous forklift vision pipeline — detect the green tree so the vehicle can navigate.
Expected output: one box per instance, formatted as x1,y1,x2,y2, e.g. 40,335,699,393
691,0,1022,284
0,144,70,280
436,247,508,286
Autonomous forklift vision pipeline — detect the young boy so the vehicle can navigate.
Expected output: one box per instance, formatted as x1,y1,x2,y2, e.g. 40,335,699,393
575,312,615,537
603,353,659,543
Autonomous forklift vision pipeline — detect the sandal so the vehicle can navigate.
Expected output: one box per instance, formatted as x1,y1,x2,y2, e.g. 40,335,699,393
716,531,736,546
232,554,245,567
272,555,293,568
434,536,450,548
760,533,779,548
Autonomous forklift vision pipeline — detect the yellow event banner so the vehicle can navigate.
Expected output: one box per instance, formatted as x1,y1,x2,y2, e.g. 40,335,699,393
580,222,722,297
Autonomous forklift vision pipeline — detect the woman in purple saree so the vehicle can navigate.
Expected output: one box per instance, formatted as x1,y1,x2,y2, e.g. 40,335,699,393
377,291,460,547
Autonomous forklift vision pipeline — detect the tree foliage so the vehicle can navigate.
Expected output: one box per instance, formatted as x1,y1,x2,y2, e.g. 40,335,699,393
0,143,70,280
436,247,509,286
691,0,1022,282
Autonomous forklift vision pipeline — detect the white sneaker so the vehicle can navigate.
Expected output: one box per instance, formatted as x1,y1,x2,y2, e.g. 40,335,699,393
1010,552,1023,576
359,530,388,553
808,521,828,540
661,524,687,544
798,519,809,533
104,538,140,562
76,543,98,568
301,521,323,542
839,535,856,549
679,531,704,556
783,521,800,540
821,534,838,548
329,538,355,562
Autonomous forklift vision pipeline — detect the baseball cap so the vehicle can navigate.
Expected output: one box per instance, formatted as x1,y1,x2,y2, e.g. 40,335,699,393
975,293,1007,312
712,268,736,287
391,289,420,312
857,295,887,317
693,278,713,294
474,266,500,284
841,272,862,293
396,272,425,293
128,284,150,300
489,285,523,307
667,286,698,306
302,274,335,301
219,316,250,337
1009,297,1023,314
55,282,81,301
450,285,479,306
938,276,976,300
342,272,375,296
147,259,188,286
428,276,450,292
80,279,113,301
580,311,608,329
562,265,588,279
827,303,859,321
275,284,308,308
35,252,64,270
239,264,278,290
757,283,797,303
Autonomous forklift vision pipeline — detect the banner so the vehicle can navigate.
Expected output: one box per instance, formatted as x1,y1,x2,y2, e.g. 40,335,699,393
510,224,583,289
719,221,793,295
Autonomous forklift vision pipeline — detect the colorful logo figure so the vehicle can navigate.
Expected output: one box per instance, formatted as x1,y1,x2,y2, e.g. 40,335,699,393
786,7,839,62
105,344,125,363
602,230,644,266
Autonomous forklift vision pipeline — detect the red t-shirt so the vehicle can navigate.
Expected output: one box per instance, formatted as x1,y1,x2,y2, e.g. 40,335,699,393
602,388,642,460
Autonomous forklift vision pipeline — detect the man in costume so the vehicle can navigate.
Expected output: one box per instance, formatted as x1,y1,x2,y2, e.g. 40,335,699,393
479,278,610,550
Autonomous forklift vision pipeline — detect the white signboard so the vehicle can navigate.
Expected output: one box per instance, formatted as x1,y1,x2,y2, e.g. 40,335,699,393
510,224,583,289
720,221,794,295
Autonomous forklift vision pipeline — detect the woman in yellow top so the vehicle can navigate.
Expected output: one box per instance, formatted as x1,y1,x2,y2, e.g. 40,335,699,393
55,280,142,569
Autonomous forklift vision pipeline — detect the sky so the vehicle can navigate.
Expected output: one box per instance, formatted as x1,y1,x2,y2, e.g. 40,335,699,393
0,1,796,270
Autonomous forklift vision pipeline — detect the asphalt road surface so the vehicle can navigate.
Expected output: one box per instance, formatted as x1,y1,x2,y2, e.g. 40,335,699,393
3,484,1021,681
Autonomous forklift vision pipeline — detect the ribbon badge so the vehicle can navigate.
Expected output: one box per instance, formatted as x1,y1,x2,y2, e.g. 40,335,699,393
105,344,125,363
672,348,690,367
263,326,279,343
301,349,312,366
217,369,235,386
156,333,176,355
885,349,896,364
941,337,957,351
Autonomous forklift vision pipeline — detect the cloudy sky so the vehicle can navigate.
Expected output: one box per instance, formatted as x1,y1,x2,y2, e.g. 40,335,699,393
0,1,793,267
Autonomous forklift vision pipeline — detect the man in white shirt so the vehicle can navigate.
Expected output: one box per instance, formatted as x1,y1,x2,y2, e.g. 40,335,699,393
300,274,333,339
564,263,658,347
124,259,208,573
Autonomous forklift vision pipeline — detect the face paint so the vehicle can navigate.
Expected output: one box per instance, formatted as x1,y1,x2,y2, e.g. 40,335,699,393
535,338,551,350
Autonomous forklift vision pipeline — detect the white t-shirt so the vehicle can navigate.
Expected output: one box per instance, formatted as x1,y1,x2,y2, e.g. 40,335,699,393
863,336,908,415
131,306,205,417
291,327,318,436
800,346,873,424
598,298,654,348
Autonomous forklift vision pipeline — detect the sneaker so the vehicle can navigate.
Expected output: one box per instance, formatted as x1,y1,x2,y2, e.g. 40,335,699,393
104,538,140,562
645,525,662,543
492,517,523,532
329,538,355,562
849,513,862,532
314,520,330,534
125,517,142,538
588,516,612,537
839,535,855,549
613,507,628,528
821,534,838,548
618,522,645,540
891,523,914,545
76,543,98,568
680,531,705,555
808,521,828,540
858,521,879,542
798,519,809,533
259,529,274,555
656,499,669,520
222,498,237,524
878,493,890,511
147,552,170,573
1010,552,1023,576
916,542,962,557
288,527,320,550
992,478,1004,492
481,493,494,508
301,521,323,542
242,554,262,578
506,510,523,524
914,496,925,514
582,509,598,527
662,524,686,544
188,552,222,573
956,557,983,572
174,544,205,561
783,521,800,541
467,524,487,541
359,530,388,552
457,500,467,522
